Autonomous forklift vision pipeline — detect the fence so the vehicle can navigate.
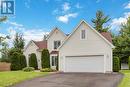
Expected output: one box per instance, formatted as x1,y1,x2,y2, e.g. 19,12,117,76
0,62,11,71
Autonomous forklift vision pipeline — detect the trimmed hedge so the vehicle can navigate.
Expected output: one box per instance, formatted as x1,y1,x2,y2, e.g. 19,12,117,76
10,52,21,70
41,49,50,68
128,56,130,70
22,67,34,72
19,54,27,69
40,68,54,72
113,56,120,72
29,53,38,69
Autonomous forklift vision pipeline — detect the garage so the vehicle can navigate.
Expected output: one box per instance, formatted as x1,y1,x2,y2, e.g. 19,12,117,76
64,55,105,73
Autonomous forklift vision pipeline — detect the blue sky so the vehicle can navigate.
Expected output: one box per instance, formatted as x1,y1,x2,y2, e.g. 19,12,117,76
0,0,130,45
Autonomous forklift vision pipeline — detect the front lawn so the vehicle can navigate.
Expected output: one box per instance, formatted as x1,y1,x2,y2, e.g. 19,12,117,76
119,70,130,87
0,71,49,87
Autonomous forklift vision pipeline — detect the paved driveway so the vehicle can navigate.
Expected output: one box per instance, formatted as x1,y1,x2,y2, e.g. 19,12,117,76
12,73,123,87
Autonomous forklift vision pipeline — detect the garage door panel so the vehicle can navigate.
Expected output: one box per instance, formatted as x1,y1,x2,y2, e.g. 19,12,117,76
65,56,104,72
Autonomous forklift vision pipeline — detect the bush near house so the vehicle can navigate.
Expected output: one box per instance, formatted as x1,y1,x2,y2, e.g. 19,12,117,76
29,53,38,69
113,56,120,72
10,52,21,70
41,49,50,68
40,68,54,72
129,56,130,70
22,67,34,72
19,54,27,69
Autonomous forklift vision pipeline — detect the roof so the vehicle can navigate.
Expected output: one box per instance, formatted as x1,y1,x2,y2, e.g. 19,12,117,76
33,40,47,50
50,51,59,54
100,32,112,43
58,20,114,50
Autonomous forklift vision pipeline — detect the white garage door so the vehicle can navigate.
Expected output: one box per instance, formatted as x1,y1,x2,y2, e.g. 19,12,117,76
64,55,105,73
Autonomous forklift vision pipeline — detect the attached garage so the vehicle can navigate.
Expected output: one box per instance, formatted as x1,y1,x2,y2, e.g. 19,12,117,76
64,55,105,73
58,20,114,73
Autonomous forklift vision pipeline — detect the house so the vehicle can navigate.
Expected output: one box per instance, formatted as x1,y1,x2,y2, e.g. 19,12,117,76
24,20,114,73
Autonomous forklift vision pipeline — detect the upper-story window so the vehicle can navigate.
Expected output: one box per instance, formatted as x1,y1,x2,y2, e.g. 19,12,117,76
81,30,86,39
54,40,61,49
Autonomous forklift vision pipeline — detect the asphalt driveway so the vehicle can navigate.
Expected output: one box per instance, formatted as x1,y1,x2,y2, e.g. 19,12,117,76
12,73,123,87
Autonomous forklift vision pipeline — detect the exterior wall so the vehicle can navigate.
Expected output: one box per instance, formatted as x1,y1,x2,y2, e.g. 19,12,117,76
23,41,42,69
47,29,66,53
59,22,113,72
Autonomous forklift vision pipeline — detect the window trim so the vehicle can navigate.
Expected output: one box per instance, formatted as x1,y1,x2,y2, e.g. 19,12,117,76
53,40,61,49
51,56,57,66
80,29,86,40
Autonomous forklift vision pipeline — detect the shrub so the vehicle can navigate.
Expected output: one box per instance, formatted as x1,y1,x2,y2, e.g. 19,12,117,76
22,67,34,72
10,52,21,70
40,68,54,72
0,58,10,63
129,56,130,70
113,56,120,72
41,49,50,68
19,54,27,69
29,53,38,69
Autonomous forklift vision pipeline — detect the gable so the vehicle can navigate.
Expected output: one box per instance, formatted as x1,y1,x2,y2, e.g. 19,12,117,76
59,21,113,55
47,27,67,52
47,27,66,40
24,41,38,52
58,20,114,50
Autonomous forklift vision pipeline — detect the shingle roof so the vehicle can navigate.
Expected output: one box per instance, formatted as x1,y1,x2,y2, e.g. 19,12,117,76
100,32,112,43
33,40,47,50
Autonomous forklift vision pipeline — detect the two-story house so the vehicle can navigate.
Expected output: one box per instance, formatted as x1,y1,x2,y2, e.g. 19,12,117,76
24,20,114,73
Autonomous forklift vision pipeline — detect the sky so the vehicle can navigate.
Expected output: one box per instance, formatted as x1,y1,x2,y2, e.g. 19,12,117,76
0,0,130,46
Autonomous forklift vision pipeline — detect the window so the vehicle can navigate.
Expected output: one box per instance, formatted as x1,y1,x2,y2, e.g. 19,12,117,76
54,41,61,49
81,30,86,39
51,56,57,66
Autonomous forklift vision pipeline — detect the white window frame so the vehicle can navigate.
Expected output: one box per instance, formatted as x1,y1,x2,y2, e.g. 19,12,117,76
80,29,86,40
51,56,57,66
53,40,61,49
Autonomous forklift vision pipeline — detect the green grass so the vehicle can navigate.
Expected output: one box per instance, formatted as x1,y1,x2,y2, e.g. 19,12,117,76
0,71,49,87
118,70,130,87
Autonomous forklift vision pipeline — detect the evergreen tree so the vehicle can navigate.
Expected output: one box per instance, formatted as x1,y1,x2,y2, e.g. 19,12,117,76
113,17,130,63
41,49,50,68
29,53,38,69
13,33,25,50
92,10,111,32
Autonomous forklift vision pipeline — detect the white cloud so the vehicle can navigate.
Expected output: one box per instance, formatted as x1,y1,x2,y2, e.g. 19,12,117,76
110,12,130,31
24,0,31,8
4,21,49,47
57,13,78,23
62,2,70,12
125,2,130,9
23,29,49,44
75,3,82,9
8,21,23,27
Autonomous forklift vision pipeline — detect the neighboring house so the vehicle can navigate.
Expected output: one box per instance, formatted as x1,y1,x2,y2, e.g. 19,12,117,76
24,20,114,73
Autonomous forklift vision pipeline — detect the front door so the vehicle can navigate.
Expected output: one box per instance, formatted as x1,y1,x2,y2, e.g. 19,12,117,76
51,55,58,70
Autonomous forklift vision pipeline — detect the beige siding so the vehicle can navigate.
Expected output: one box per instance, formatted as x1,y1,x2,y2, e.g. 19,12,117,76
24,41,42,69
59,22,113,72
47,29,66,53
